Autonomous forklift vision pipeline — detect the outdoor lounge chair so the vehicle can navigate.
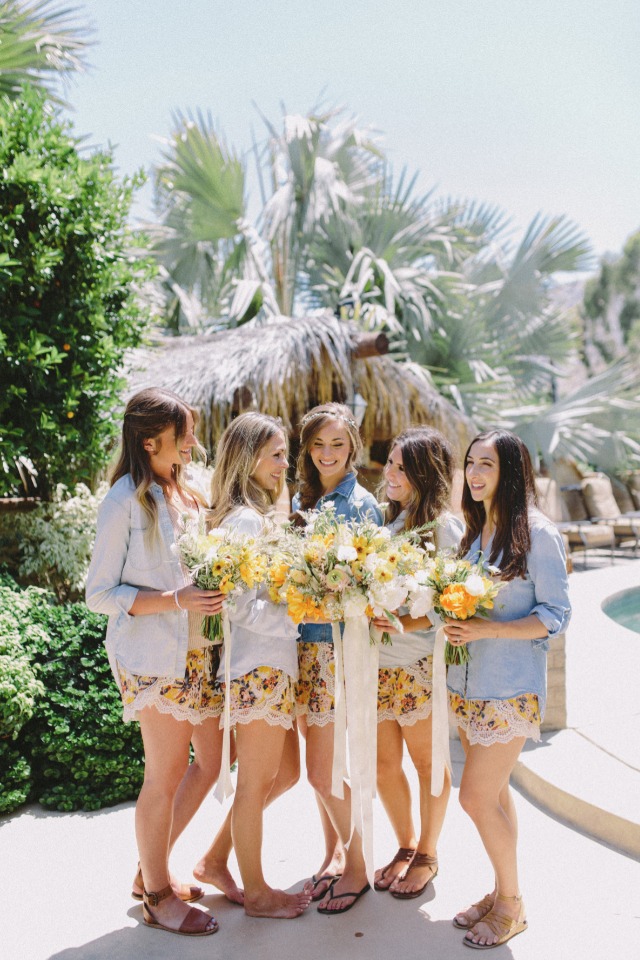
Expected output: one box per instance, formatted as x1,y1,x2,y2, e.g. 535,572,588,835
535,477,616,568
579,473,640,556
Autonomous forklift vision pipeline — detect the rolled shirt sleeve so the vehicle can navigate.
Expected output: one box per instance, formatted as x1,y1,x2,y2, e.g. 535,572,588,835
85,496,138,618
527,520,571,645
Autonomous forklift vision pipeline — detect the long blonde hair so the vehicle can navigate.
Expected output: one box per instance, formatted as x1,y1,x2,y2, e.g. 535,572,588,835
295,403,363,511
111,387,206,530
209,412,287,527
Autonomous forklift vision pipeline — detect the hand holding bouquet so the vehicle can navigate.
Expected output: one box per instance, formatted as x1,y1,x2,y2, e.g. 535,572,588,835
425,555,503,664
177,519,267,642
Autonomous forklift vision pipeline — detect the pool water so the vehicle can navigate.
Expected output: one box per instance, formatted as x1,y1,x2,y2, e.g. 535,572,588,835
602,587,640,635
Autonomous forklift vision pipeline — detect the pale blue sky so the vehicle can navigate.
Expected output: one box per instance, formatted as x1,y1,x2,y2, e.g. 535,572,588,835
66,0,640,257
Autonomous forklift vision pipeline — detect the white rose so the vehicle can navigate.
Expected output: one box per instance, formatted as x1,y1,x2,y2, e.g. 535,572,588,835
343,591,369,618
409,586,435,619
336,545,358,562
464,574,485,597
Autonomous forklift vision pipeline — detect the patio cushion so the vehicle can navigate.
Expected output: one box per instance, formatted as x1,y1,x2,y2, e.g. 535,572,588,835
561,485,590,521
610,476,637,514
581,475,621,519
627,471,640,510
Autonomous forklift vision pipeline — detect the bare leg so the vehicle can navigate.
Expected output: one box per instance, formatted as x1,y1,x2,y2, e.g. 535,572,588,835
194,726,300,903
233,719,311,918
306,723,369,912
388,714,451,896
457,732,526,946
298,715,344,897
135,707,217,932
374,719,416,889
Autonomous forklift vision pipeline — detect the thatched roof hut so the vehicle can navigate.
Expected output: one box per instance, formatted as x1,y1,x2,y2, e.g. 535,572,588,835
127,314,474,458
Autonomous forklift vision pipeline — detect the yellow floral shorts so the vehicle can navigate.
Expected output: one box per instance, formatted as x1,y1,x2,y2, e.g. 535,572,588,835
377,656,433,726
117,646,223,724
222,666,296,730
295,642,335,726
449,692,541,745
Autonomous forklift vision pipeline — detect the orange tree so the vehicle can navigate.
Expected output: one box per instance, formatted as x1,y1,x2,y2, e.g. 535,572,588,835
0,86,153,497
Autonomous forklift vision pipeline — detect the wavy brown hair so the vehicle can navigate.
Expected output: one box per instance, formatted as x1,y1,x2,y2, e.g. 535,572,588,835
379,426,455,548
209,412,287,527
459,429,537,580
111,387,206,531
295,403,363,512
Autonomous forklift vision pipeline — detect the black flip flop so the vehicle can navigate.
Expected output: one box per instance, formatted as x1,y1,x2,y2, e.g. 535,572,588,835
317,880,371,915
308,873,343,902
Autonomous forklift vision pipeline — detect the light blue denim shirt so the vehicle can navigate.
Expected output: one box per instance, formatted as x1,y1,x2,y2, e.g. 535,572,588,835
446,509,571,715
85,474,191,679
292,473,383,644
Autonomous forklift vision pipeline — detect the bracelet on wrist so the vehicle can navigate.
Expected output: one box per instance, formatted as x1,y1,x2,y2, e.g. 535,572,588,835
173,588,184,611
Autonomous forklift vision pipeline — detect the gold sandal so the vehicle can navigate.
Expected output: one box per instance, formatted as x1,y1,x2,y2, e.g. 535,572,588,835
463,893,527,950
143,885,218,937
453,892,495,929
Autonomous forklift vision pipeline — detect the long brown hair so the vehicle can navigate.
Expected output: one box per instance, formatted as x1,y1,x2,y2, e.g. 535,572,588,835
459,429,537,580
380,426,455,547
111,387,206,529
295,403,363,511
209,412,287,527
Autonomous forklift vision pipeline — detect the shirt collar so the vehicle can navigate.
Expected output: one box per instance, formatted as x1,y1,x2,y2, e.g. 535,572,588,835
320,472,357,501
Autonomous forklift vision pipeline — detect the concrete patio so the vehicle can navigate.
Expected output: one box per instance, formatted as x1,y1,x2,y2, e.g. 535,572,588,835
1,557,638,960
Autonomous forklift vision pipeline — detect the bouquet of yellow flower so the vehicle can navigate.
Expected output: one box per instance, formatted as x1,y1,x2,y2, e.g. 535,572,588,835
424,555,503,665
177,518,268,642
266,504,435,642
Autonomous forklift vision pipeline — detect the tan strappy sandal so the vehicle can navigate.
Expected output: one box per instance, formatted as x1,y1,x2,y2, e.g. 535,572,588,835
453,892,495,929
373,847,416,891
463,893,527,949
390,851,438,900
142,885,218,937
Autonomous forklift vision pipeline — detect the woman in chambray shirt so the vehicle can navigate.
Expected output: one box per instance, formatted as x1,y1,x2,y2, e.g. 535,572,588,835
292,403,382,914
445,430,570,950
86,388,229,938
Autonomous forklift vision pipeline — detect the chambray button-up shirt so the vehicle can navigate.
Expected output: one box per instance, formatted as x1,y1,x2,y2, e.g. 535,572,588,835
292,472,383,644
446,509,571,716
86,474,191,680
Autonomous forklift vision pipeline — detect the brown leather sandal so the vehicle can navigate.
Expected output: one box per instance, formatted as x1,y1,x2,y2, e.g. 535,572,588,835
132,864,204,903
142,884,218,937
390,852,438,899
453,892,495,929
463,893,527,949
374,847,416,891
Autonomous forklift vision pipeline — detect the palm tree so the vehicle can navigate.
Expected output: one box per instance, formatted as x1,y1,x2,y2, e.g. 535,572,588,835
148,105,640,471
0,0,91,103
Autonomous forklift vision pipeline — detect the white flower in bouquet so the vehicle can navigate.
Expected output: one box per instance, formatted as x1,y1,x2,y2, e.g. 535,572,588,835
408,585,435,619
463,574,486,597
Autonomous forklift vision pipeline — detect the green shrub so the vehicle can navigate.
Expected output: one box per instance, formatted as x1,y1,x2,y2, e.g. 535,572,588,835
0,582,144,813
0,482,106,601
0,741,32,814
0,86,154,498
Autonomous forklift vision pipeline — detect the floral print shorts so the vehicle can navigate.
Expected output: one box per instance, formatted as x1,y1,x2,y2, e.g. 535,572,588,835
221,666,296,730
295,642,335,726
117,646,223,724
449,692,541,745
377,656,433,726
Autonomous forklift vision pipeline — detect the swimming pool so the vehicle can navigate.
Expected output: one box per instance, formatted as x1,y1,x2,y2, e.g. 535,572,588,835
602,586,640,635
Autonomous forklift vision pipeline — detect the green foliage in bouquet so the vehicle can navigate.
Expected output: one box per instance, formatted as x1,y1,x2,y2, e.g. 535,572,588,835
0,580,144,813
0,86,154,498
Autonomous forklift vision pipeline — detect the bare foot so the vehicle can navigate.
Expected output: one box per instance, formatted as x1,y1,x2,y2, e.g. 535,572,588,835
317,873,370,913
374,847,416,891
244,888,312,919
464,895,526,948
389,852,437,897
193,858,244,905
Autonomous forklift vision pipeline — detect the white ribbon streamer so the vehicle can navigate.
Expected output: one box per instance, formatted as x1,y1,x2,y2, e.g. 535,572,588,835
331,615,379,888
331,621,348,798
430,625,452,796
213,609,234,802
